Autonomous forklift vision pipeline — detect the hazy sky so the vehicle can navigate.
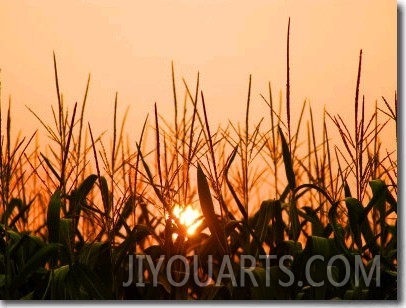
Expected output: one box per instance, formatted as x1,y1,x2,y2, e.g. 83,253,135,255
0,0,397,149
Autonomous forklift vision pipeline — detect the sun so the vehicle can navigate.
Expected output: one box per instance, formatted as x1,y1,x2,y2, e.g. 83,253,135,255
172,204,201,235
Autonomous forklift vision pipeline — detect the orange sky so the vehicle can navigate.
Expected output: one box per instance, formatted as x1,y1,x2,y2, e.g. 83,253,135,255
0,0,397,151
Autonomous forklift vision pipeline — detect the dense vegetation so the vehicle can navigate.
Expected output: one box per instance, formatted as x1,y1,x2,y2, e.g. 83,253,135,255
0,27,397,300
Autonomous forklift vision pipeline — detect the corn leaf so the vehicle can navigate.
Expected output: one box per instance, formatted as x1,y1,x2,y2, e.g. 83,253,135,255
11,243,59,289
369,179,388,244
47,190,62,244
99,176,110,216
197,164,228,256
278,126,296,191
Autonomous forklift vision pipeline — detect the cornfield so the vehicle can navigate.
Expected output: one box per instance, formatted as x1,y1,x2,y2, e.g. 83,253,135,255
0,24,397,300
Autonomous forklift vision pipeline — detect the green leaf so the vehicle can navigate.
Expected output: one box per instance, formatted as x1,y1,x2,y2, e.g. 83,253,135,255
327,202,352,258
251,200,283,257
231,266,273,300
197,164,228,256
298,236,335,300
224,145,247,220
59,218,73,244
278,126,296,191
77,174,98,199
246,267,274,300
11,243,59,289
345,197,378,255
300,206,324,237
289,200,301,242
47,190,62,244
114,196,135,234
69,174,98,217
114,224,162,271
368,179,388,244
72,263,111,299
99,176,110,216
40,153,61,182
20,291,35,300
51,265,71,299
79,242,112,287
343,181,352,198
9,233,45,264
1,198,22,224
144,245,165,261
345,197,364,250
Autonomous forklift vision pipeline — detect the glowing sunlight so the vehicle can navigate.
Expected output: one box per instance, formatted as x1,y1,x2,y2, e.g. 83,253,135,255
172,204,201,236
